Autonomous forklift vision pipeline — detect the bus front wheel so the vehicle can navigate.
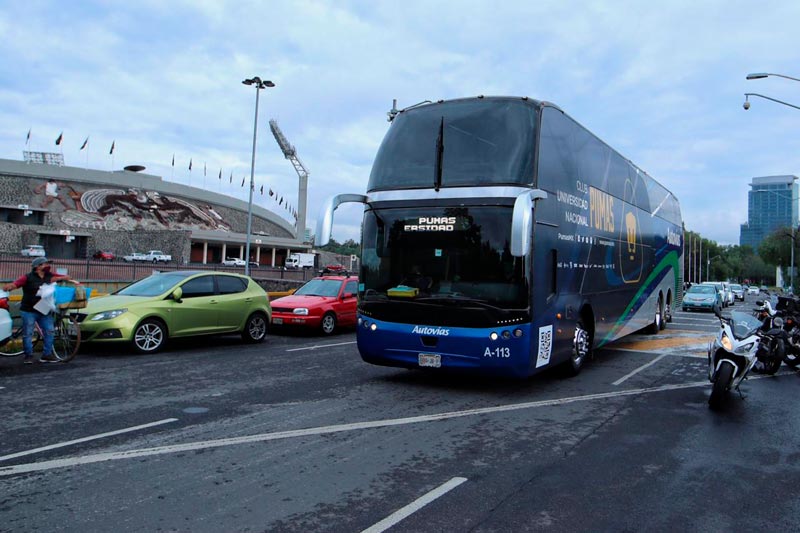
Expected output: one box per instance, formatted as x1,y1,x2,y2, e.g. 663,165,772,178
563,321,592,377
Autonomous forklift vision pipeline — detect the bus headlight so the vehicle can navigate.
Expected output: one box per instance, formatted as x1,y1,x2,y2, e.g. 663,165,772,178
513,328,523,338
370,323,378,331
490,332,498,341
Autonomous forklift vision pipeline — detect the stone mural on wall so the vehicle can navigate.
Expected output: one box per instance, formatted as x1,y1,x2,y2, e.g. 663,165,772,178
33,182,232,232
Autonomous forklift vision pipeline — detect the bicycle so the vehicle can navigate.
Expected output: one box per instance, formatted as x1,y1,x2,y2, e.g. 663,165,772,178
0,292,81,362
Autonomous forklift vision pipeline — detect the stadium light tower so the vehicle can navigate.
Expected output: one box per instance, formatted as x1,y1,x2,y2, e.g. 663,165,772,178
242,76,275,276
269,119,309,241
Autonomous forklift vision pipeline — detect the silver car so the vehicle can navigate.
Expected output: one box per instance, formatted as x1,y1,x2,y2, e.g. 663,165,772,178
730,283,745,301
721,282,735,305
20,244,45,257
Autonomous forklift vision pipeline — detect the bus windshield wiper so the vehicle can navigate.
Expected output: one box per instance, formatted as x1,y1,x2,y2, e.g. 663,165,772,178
416,295,511,314
434,116,444,191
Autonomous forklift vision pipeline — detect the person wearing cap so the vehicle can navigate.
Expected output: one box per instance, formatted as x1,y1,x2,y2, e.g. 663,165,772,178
3,257,75,364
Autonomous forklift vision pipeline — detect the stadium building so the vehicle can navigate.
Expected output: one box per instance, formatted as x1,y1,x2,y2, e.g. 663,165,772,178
0,156,310,266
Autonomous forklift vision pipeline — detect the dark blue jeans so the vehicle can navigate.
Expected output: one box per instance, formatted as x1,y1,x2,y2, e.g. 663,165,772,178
21,310,54,356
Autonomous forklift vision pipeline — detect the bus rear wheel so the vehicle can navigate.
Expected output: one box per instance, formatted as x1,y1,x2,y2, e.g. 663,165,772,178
647,296,664,334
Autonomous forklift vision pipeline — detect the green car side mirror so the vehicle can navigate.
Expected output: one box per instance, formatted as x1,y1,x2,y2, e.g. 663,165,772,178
172,287,183,302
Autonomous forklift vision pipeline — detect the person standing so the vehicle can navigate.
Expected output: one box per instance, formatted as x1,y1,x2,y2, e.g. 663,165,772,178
2,257,75,364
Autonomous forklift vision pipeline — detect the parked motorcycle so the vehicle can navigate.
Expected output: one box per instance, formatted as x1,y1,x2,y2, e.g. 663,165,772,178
754,295,799,370
773,295,800,369
708,308,781,409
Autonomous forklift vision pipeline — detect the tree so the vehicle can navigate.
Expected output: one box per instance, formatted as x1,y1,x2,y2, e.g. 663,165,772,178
759,226,793,287
319,238,360,257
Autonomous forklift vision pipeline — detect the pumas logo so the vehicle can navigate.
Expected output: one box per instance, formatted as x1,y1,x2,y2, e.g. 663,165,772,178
412,326,450,336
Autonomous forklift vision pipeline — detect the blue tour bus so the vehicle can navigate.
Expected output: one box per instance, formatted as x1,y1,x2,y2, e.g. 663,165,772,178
317,96,683,378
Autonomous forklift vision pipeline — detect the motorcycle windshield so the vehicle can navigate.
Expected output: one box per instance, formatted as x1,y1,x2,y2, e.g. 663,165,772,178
729,311,762,339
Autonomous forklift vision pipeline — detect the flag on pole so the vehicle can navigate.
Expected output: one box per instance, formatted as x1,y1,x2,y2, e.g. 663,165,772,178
204,162,207,176
189,158,193,171
80,137,88,151
260,185,263,195
25,129,31,145
269,189,274,197
218,169,222,180
109,140,115,154
279,197,283,206
241,177,245,187
55,132,63,146
171,154,175,167
229,172,232,184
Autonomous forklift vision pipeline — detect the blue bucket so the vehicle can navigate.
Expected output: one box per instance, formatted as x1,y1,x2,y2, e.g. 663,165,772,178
54,286,93,305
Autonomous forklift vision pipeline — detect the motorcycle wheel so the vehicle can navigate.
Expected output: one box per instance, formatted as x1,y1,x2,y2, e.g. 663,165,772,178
784,352,800,368
783,343,800,368
761,358,782,375
762,339,784,375
709,361,735,410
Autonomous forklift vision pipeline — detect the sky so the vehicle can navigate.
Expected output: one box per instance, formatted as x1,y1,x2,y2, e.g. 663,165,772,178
2,0,800,245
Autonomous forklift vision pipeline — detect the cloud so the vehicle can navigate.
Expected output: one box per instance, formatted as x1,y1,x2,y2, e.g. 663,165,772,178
3,0,800,246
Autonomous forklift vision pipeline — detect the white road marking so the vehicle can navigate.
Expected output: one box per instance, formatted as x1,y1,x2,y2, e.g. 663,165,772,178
286,341,357,352
0,379,741,477
0,418,179,463
611,348,705,359
361,477,468,533
612,354,669,385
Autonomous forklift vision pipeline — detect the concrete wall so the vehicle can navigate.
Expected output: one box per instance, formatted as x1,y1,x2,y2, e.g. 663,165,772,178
0,167,304,261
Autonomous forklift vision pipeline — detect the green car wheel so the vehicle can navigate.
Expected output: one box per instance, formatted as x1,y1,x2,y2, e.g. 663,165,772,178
133,319,167,354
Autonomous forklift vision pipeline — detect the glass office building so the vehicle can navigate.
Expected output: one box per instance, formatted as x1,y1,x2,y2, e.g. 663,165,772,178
740,175,799,251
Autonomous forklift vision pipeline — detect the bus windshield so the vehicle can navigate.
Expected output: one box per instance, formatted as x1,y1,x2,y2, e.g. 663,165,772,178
368,98,538,191
360,206,530,327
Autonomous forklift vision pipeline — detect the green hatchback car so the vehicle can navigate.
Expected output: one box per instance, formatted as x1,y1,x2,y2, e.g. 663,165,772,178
76,271,271,353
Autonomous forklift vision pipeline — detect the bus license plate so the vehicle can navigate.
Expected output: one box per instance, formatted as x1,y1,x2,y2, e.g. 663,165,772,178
273,318,283,325
418,353,441,368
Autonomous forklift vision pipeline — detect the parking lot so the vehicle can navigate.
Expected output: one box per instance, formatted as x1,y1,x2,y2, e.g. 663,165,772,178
1,293,799,532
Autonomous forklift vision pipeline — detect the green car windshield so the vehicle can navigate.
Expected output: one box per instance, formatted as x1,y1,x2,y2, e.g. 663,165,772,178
116,272,193,297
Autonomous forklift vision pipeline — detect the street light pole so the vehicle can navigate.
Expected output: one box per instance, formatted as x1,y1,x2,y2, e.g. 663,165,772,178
744,71,800,111
242,76,275,277
706,252,719,283
747,72,800,83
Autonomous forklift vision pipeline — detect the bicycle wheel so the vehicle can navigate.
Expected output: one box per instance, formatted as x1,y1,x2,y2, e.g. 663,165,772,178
0,318,42,357
52,313,80,362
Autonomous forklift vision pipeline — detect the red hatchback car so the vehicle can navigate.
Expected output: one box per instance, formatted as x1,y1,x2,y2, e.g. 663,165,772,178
271,275,358,335
93,250,115,261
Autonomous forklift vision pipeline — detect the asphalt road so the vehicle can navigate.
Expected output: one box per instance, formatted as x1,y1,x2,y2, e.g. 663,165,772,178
1,293,799,532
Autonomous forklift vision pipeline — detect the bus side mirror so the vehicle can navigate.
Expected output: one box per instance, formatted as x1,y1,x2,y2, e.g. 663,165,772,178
510,189,548,256
315,193,368,247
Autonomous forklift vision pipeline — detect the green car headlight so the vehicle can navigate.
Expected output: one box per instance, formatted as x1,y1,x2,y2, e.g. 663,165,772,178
90,308,128,321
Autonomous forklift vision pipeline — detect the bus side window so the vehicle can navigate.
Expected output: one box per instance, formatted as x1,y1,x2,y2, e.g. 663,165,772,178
547,249,557,302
